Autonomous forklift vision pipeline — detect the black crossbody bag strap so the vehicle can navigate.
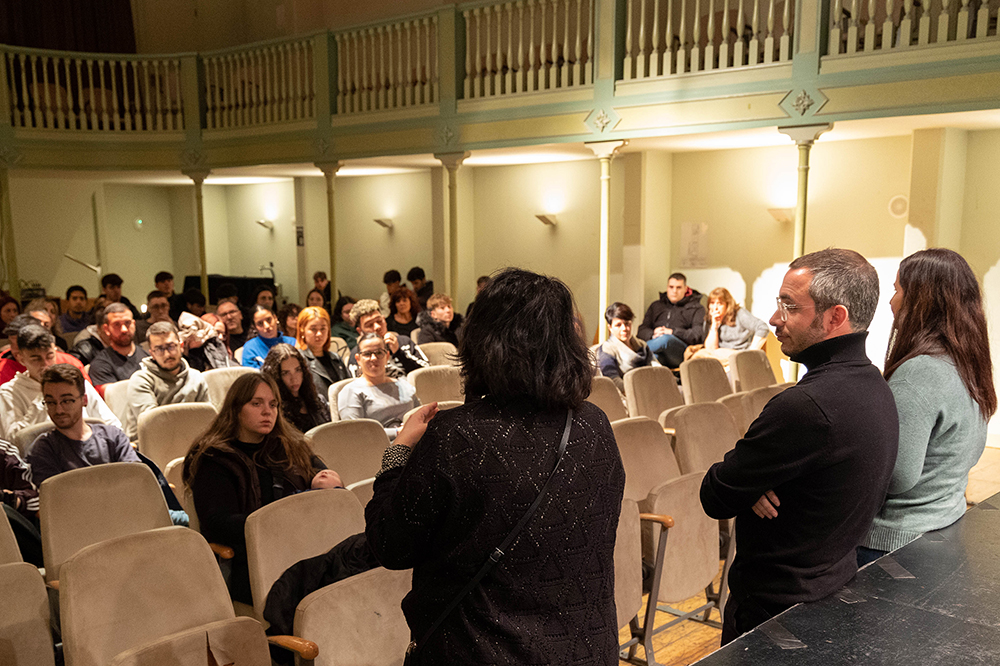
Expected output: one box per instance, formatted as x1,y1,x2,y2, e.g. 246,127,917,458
406,409,574,660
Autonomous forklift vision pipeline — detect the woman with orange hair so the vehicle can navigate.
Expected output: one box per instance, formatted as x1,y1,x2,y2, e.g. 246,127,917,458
295,306,350,397
692,287,768,366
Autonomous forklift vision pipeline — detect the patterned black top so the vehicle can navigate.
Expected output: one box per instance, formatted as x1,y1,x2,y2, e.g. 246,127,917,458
366,397,625,665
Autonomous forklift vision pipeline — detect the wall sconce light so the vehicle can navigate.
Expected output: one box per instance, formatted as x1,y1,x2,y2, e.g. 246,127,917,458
374,218,394,229
767,208,795,223
255,219,274,230
536,214,558,226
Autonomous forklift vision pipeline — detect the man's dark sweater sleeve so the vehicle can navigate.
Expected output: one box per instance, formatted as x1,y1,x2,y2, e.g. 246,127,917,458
636,303,657,341
674,303,707,345
701,390,831,519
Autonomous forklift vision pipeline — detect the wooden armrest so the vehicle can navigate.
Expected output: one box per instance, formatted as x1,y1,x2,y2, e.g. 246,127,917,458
639,513,675,529
662,427,676,437
268,635,319,660
47,580,59,591
209,543,235,559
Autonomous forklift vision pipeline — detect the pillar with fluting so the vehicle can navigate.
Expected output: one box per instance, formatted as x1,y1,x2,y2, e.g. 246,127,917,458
317,161,343,300
184,169,211,299
778,124,832,259
434,152,469,296
586,140,626,343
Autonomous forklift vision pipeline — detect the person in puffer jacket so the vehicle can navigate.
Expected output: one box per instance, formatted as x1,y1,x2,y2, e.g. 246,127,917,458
636,272,706,368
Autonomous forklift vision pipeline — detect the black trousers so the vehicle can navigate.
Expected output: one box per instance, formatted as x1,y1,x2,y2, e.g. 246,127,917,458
721,589,789,646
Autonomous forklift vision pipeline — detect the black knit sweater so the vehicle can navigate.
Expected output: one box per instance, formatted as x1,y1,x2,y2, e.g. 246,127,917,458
366,398,626,665
701,332,898,609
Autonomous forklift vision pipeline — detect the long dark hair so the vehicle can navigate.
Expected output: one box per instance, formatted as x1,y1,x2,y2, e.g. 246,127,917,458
261,343,325,426
459,268,591,410
885,248,996,419
182,372,319,487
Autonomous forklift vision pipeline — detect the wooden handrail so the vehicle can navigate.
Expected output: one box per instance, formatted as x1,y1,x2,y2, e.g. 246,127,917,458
268,635,319,660
639,512,674,529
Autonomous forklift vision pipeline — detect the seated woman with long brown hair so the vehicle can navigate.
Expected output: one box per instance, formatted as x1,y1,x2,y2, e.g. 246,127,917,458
182,372,342,604
690,286,768,366
261,343,331,434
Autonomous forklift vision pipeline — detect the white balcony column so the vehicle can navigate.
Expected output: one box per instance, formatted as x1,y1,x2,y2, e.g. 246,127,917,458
586,140,627,343
434,152,470,295
317,161,344,300
0,166,19,301
778,124,832,259
184,169,212,299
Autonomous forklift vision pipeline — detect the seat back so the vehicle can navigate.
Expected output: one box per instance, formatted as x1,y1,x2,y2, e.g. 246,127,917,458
732,349,777,392
327,377,355,422
402,400,462,425
611,417,681,503
660,402,741,475
246,489,366,619
645,473,719,603
346,477,375,507
295,566,413,666
418,341,459,366
587,376,629,422
717,391,752,435
407,365,464,403
203,366,256,409
329,336,350,363
136,402,218,472
0,508,21,564
305,419,389,487
0,562,55,666
409,329,421,345
102,380,132,422
108,617,269,666
12,422,55,456
679,357,733,404
614,499,642,631
40,463,172,582
60,527,237,666
623,366,683,421
744,383,790,425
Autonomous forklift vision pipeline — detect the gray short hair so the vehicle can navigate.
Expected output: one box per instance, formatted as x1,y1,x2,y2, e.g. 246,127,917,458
789,248,879,331
147,321,178,338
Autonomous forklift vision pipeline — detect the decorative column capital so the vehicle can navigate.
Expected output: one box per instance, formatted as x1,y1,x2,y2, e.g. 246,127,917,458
778,123,833,146
182,169,211,186
434,151,470,171
315,161,344,178
584,140,627,160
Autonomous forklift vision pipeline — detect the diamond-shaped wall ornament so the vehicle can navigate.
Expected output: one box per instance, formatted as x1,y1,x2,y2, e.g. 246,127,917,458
585,107,621,135
437,125,456,146
780,88,828,118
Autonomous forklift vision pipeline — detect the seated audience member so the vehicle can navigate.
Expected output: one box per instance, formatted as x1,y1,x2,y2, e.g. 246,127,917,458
241,306,296,369
339,333,418,441
216,298,252,352
155,270,186,321
68,306,109,366
88,303,150,386
637,272,706,368
262,344,331,434
254,284,277,312
295,306,349,396
407,266,434,308
123,322,211,440
859,249,996,566
24,299,68,350
59,285,92,333
415,293,464,345
690,287,769,366
313,271,332,305
183,288,207,317
0,329,120,440
101,273,141,320
598,302,653,391
0,295,19,326
379,270,402,316
1,438,42,566
0,315,90,386
180,312,234,371
346,299,429,378
330,296,358,349
135,290,173,344
278,303,301,338
464,274,490,319
183,372,342,604
305,288,325,310
217,282,251,319
386,287,420,338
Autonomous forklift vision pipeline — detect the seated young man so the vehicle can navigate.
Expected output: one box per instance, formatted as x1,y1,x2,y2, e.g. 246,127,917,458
346,299,429,379
59,285,92,333
88,303,150,387
0,326,120,441
123,322,210,440
135,290,173,344
0,314,90,386
414,293,464,346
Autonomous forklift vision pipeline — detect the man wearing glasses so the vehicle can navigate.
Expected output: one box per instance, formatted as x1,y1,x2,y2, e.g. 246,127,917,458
25,363,136,486
346,299,429,379
700,248,898,645
122,322,210,441
216,299,252,352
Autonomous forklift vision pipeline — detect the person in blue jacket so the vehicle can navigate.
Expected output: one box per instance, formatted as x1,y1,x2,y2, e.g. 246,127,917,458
241,306,295,369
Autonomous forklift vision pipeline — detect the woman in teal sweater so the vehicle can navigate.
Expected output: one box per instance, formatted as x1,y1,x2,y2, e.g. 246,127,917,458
858,249,996,566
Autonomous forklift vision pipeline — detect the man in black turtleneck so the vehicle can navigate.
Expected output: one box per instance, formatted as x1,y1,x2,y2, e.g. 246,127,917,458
701,249,898,645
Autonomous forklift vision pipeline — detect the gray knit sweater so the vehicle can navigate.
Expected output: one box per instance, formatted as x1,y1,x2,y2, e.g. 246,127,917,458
862,355,987,552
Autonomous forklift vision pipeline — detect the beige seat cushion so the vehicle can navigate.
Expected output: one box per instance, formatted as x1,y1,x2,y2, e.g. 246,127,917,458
0,562,55,666
202,367,256,410
326,377,355,422
0,505,23,565
417,341,459,366
407,365,464,404
611,417,681,503
588,376,629,422
305,419,389,487
679,357,733,404
137,402,218,472
109,617,269,666
614,499,642,630
661,402,741,475
732,349,777,392
624,366,683,421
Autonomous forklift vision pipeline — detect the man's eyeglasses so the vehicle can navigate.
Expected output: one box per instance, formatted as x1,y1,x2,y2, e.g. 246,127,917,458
151,343,179,355
359,349,388,359
218,309,240,318
43,396,82,408
775,297,817,322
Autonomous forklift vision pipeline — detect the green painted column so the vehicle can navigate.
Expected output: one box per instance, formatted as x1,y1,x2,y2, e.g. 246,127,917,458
0,167,19,300
586,140,626,344
778,124,832,258
184,169,211,299
317,161,343,300
434,152,469,296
